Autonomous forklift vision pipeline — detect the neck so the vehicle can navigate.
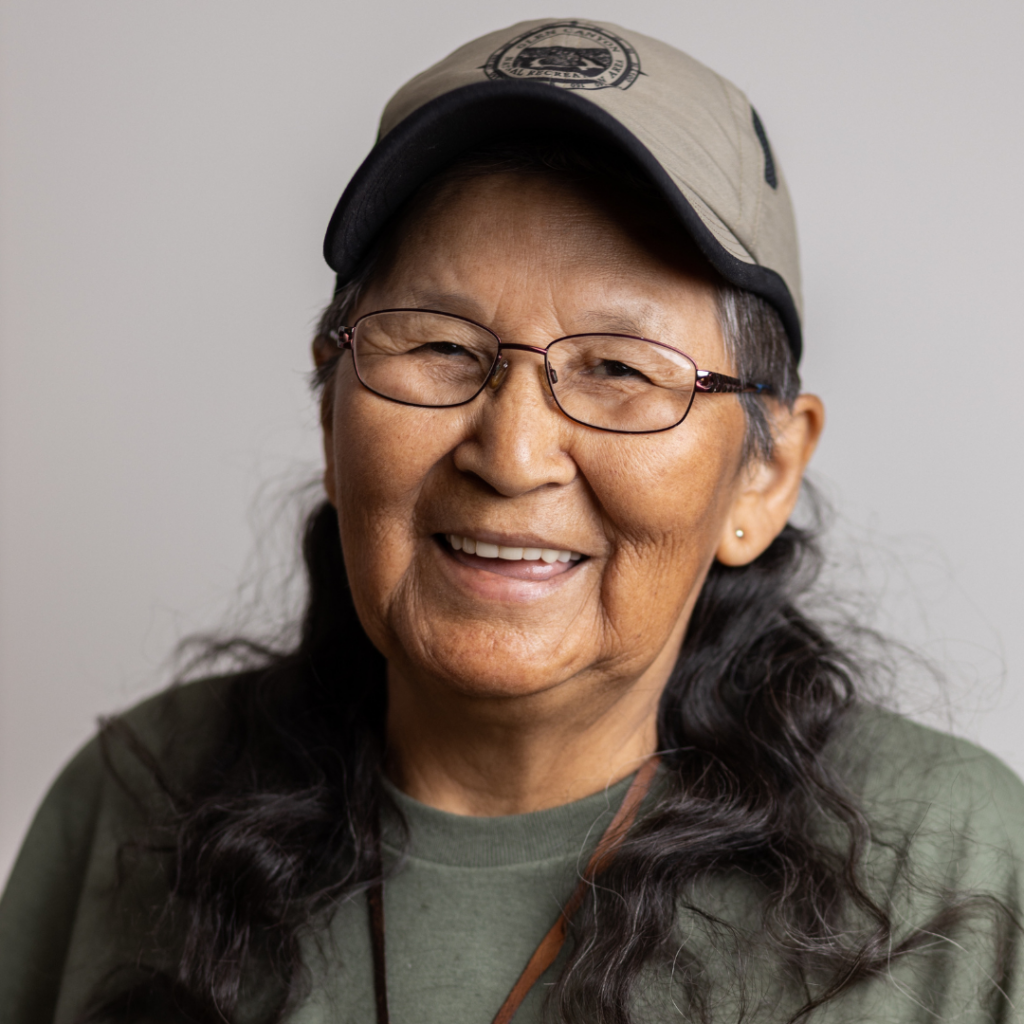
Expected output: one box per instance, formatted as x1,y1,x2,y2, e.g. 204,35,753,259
384,658,670,817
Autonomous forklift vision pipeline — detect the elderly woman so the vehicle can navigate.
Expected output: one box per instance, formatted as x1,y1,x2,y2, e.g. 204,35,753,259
2,18,1022,1024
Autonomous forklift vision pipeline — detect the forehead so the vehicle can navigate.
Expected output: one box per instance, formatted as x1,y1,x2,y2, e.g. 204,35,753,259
364,170,723,345
389,168,711,274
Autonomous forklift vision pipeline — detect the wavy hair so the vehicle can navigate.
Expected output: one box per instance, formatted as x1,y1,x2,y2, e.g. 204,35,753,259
85,141,986,1023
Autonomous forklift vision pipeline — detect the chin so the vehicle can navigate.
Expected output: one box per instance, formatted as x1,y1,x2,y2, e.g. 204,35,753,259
437,665,567,701
392,622,586,702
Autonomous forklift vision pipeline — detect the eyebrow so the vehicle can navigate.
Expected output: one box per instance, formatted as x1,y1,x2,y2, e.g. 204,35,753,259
574,307,666,338
391,290,490,321
376,291,669,340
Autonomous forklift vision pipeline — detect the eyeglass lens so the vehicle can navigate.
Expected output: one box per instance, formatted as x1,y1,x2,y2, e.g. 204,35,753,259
352,310,698,433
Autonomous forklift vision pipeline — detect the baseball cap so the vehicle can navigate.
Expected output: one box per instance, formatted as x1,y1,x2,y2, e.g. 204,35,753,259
323,19,803,361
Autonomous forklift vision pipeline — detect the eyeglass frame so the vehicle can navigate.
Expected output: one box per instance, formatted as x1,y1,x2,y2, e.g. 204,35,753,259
328,307,774,436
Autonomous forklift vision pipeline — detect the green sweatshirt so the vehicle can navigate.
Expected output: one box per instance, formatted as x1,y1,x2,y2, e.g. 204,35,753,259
2,678,1023,1023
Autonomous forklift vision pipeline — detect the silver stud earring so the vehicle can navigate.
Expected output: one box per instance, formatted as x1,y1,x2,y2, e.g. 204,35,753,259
735,529,745,538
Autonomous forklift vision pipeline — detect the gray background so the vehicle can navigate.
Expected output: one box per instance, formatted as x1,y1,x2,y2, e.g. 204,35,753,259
1,0,1022,885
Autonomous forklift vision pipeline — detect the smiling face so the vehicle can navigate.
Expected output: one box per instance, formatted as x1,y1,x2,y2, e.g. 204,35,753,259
318,169,784,783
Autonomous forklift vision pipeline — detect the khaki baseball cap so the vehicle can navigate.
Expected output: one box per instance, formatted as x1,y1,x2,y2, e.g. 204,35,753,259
323,19,804,360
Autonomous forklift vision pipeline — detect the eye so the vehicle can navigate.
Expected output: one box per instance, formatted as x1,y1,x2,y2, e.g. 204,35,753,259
595,359,647,380
425,342,467,356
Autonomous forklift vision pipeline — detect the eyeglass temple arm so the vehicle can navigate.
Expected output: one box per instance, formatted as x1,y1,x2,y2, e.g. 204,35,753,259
695,370,774,395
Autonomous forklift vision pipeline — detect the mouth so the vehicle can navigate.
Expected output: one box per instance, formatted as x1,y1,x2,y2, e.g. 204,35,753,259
437,533,586,581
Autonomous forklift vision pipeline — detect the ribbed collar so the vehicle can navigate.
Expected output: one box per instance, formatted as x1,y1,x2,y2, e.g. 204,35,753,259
381,774,637,869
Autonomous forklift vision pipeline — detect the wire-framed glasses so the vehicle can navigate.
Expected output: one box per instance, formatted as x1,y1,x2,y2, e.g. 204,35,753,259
330,308,773,435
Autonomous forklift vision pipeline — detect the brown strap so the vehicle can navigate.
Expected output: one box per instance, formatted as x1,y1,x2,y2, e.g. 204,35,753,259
367,806,391,1024
367,880,390,1023
367,757,660,1024
491,757,660,1024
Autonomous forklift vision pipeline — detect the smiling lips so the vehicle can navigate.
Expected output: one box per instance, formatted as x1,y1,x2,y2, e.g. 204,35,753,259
448,534,582,563
443,533,584,581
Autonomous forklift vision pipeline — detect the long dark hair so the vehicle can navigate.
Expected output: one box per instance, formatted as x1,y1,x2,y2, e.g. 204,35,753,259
86,142,991,1023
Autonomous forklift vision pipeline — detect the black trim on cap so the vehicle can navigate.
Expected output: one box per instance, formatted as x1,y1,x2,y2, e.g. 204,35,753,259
750,108,778,190
324,81,802,361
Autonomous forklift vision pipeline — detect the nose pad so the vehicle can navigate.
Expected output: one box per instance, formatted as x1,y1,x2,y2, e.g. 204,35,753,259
486,357,510,391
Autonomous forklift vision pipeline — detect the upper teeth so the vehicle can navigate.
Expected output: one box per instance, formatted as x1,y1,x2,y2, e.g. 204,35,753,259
448,534,582,563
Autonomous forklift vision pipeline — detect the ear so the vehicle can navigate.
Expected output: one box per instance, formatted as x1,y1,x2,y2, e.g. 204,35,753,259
715,394,825,566
312,337,339,508
321,415,338,508
312,332,337,371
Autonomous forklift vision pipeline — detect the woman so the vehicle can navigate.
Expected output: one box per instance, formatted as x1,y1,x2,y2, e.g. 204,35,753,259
2,18,1022,1024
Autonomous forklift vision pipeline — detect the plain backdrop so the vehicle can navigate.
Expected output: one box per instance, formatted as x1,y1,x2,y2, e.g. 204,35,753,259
1,0,1022,886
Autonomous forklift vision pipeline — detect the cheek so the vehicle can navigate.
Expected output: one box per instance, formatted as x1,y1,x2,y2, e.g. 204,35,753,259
331,372,429,504
327,371,454,628
584,405,744,634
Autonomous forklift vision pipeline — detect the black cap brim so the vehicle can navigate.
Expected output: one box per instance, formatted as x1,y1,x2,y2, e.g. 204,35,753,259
323,81,801,361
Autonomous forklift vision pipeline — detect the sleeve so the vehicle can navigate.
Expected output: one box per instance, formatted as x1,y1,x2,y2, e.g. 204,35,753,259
0,739,105,1024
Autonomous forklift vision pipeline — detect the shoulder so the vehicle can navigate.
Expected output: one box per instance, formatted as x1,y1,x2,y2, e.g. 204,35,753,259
833,703,1024,893
109,673,239,779
0,676,241,1019
119,672,238,749
836,702,1024,812
18,673,240,853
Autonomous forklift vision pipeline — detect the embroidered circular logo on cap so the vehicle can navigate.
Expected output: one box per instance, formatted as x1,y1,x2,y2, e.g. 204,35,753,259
483,21,640,91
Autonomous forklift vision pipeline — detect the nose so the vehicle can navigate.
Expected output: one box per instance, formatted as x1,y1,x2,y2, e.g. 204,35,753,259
485,343,559,394
453,350,577,497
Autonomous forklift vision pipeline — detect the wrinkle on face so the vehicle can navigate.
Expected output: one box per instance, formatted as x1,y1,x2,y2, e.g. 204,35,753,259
324,169,749,720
